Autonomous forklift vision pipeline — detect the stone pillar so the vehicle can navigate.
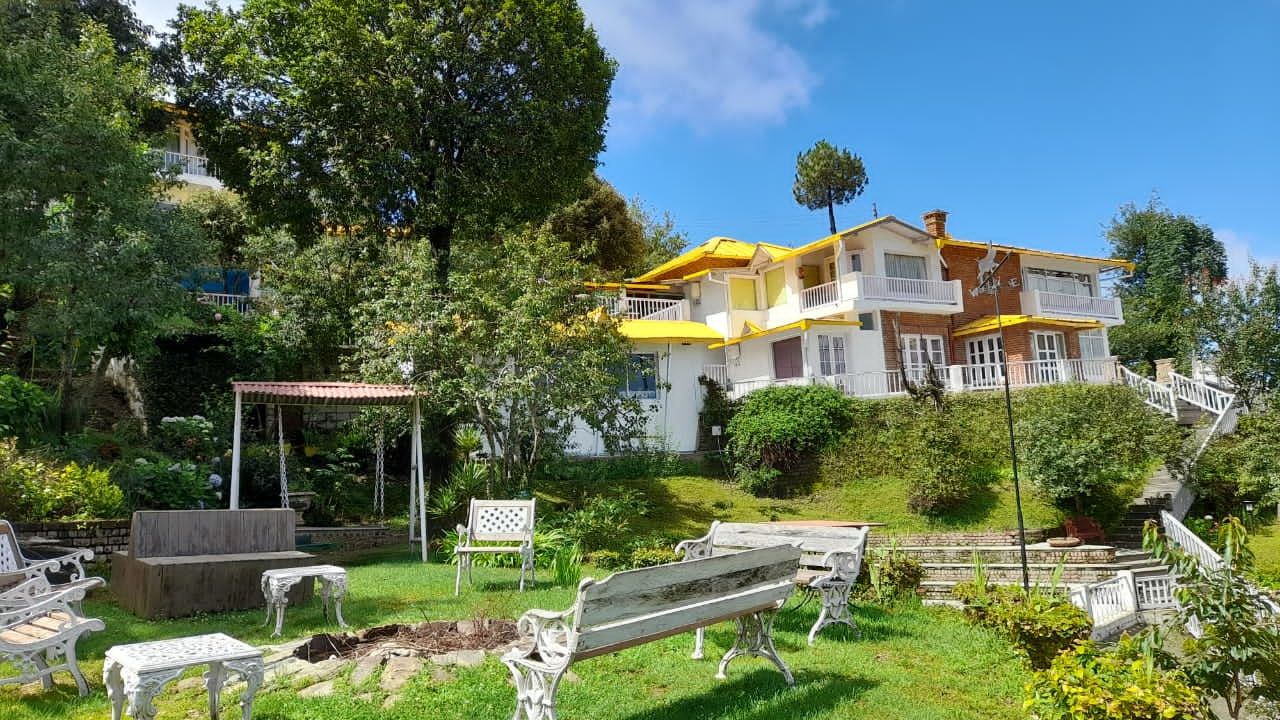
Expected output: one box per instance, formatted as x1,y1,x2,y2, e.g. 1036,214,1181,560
1154,358,1175,383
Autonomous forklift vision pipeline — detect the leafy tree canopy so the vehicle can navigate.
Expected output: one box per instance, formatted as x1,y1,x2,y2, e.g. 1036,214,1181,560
544,175,646,280
1198,262,1280,409
174,0,615,287
1,0,151,59
1106,198,1226,371
628,198,688,276
793,139,868,234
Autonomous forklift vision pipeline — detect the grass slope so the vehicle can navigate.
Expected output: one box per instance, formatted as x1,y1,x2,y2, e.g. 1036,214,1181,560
553,473,1065,540
3,550,1032,720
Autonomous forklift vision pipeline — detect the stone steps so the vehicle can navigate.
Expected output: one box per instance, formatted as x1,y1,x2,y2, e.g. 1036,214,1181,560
921,558,1158,585
887,544,1115,565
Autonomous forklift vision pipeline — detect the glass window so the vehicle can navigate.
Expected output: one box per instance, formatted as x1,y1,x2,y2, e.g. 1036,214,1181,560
620,353,658,399
729,277,758,310
818,334,848,376
858,311,877,331
1024,267,1094,296
848,253,863,273
764,268,787,308
884,253,927,280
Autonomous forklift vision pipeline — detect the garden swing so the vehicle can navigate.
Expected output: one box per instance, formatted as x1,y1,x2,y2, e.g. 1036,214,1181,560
227,381,430,561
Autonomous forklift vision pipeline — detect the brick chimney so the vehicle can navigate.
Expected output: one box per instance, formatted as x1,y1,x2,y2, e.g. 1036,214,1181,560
922,209,948,238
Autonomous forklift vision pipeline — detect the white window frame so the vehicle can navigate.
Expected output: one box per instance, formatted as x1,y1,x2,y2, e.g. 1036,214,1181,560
901,333,946,370
817,334,848,376
620,352,659,399
884,252,929,281
965,333,1004,387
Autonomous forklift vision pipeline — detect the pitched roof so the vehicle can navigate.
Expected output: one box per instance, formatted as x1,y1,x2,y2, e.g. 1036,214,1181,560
232,381,416,406
633,236,759,282
938,238,1135,272
708,319,862,349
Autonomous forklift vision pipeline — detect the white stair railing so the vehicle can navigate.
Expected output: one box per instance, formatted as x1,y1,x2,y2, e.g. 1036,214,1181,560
1168,371,1235,414
1117,365,1177,417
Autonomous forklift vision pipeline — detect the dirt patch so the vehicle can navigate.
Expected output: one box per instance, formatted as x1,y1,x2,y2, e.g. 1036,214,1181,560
293,619,519,662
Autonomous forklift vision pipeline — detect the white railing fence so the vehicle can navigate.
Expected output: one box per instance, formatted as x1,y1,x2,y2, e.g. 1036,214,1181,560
701,364,728,386
1169,371,1235,414
855,273,961,305
1160,510,1224,573
960,358,1114,389
196,292,254,314
799,281,839,310
605,297,683,321
1070,571,1141,639
1118,365,1177,417
163,151,212,177
1033,290,1122,320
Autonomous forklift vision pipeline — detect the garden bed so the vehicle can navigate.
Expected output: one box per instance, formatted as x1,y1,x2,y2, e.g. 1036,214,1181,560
292,619,519,662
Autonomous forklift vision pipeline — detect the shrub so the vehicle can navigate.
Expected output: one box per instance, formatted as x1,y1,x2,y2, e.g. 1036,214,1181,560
155,415,218,460
549,490,652,552
627,546,679,568
0,441,124,520
1024,637,1206,720
236,443,302,508
901,405,989,516
53,462,124,519
952,583,1091,669
113,455,216,510
1194,407,1280,516
0,440,57,520
861,542,925,602
728,385,856,493
550,543,583,587
1015,384,1179,518
0,375,50,442
696,376,737,451
586,549,625,570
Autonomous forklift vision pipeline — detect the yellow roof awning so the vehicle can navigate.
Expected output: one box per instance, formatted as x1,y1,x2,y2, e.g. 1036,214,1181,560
952,314,1105,338
619,319,724,344
938,238,1135,273
709,319,861,349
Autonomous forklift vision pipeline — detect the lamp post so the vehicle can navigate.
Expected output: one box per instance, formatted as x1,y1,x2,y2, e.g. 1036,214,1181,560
972,242,1031,593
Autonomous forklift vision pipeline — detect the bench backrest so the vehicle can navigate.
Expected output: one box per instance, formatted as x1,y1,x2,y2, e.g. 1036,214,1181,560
571,543,801,659
465,499,535,543
0,520,25,573
712,522,869,570
128,509,296,558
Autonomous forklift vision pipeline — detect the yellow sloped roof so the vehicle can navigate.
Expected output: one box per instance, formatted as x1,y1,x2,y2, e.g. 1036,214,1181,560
952,314,1104,338
618,319,723,343
709,319,861,349
939,238,1135,272
633,237,757,282
766,216,923,265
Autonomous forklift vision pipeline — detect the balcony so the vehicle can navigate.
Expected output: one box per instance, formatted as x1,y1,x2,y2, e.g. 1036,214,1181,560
799,281,839,310
196,292,254,314
159,151,223,188
606,297,685,321
847,272,963,309
1025,289,1123,323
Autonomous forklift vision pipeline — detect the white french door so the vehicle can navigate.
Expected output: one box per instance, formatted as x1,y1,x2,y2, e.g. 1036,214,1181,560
965,334,1004,387
1078,329,1110,381
902,334,946,382
1032,331,1067,383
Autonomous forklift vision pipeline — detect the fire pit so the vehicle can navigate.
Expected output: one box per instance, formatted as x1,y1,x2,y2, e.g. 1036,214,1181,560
293,619,519,662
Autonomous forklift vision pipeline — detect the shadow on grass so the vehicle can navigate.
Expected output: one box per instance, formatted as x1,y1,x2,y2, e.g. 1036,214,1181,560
770,600,910,643
615,669,873,720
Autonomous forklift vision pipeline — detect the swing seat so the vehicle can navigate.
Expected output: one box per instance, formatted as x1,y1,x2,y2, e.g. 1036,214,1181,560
112,510,314,618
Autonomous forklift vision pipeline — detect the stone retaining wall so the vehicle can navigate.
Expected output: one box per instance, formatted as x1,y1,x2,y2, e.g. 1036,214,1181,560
867,528,1051,547
299,526,403,551
14,519,131,557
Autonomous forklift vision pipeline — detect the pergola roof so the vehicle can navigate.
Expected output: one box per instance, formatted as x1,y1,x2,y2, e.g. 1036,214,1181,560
232,381,416,406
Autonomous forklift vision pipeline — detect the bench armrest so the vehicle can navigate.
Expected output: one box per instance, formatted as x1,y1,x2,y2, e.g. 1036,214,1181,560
454,524,469,551
812,549,864,585
674,521,720,561
506,607,577,666
0,586,89,628
45,548,95,582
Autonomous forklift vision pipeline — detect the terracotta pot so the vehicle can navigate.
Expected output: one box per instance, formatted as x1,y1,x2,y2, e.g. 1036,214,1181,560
1048,536,1082,548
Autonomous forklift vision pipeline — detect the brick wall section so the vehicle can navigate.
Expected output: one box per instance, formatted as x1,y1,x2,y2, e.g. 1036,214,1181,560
867,528,1050,547
299,526,402,551
14,520,131,557
941,245,1024,325
880,311,956,369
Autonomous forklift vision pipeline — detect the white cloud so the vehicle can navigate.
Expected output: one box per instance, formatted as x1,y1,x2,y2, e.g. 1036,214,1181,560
580,0,829,132
1217,228,1280,279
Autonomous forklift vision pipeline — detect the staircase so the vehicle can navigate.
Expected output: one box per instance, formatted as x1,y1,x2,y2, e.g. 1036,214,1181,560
909,543,1169,601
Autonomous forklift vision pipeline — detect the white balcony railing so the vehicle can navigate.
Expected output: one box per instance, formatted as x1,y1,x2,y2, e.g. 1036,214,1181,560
799,281,839,310
701,364,728,385
1168,371,1234,414
196,292,254,314
1032,290,1122,320
854,272,962,306
606,297,683,321
163,151,213,177
960,358,1115,389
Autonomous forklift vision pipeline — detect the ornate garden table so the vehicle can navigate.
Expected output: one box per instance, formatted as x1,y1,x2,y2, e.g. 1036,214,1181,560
103,632,263,720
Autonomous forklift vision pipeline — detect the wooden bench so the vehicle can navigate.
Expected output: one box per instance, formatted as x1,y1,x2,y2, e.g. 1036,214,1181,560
677,521,870,649
503,544,802,720
112,510,314,618
1065,516,1106,543
0,584,104,696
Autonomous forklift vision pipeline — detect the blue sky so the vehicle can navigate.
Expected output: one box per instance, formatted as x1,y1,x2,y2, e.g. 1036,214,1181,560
135,1,1280,273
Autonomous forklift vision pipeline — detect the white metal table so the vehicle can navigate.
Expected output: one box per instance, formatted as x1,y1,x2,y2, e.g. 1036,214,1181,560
260,564,348,638
103,632,263,720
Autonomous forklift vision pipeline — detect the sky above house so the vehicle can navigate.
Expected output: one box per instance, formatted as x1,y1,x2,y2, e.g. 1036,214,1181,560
133,1,1280,275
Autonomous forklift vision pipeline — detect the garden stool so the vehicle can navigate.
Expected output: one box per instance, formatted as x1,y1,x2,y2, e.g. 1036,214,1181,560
103,632,263,720
260,564,348,637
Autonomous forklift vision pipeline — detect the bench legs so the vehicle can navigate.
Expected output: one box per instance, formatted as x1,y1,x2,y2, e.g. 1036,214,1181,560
506,661,567,720
716,610,794,686
807,580,858,646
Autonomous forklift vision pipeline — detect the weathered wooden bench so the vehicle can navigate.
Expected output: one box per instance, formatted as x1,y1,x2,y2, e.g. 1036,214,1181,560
677,521,870,650
503,544,802,720
112,510,314,618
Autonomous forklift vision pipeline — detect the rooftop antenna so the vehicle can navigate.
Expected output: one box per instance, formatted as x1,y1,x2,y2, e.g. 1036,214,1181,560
871,202,879,218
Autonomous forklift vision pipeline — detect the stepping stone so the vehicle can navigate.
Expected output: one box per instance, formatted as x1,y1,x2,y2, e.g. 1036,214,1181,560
430,667,454,683
453,650,486,668
351,654,385,686
293,658,346,685
299,680,336,698
379,657,424,692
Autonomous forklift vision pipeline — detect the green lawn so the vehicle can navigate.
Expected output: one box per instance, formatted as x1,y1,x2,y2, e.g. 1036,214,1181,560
542,473,1065,540
1252,517,1280,587
3,549,1032,720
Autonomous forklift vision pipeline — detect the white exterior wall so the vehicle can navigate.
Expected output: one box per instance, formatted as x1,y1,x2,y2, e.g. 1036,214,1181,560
566,341,710,455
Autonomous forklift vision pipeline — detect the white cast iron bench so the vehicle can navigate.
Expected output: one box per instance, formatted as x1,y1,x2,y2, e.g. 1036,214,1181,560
0,583,104,696
1,519,96,588
261,564,349,637
503,544,802,720
103,632,264,720
677,521,870,650
454,498,536,595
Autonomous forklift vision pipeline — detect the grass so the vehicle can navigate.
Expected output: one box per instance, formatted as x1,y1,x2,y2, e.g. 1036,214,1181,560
542,473,1065,540
2,548,1033,720
1251,516,1280,587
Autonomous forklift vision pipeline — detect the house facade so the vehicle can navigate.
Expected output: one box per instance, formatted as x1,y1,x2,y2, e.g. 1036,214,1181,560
574,210,1134,454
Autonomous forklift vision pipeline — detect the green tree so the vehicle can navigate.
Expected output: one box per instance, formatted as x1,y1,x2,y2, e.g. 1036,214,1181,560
1,0,151,59
1195,405,1280,515
356,229,646,489
792,140,869,234
1145,518,1280,719
628,199,688,275
0,17,206,428
1106,199,1226,372
544,175,646,280
1198,262,1280,409
174,0,614,289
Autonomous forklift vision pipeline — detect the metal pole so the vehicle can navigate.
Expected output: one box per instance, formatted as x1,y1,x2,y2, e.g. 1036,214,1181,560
414,397,428,563
229,390,242,509
991,271,1032,594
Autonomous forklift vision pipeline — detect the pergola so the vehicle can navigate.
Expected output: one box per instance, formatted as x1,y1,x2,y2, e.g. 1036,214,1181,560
228,381,428,561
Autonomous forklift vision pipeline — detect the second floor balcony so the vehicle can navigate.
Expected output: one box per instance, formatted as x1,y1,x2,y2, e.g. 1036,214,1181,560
605,296,686,321
796,272,964,313
158,150,223,188
1023,289,1123,324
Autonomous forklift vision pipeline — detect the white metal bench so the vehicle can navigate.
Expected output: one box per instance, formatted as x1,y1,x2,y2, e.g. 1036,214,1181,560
454,498,535,595
0,584,104,696
677,521,870,650
1,519,95,587
503,543,802,720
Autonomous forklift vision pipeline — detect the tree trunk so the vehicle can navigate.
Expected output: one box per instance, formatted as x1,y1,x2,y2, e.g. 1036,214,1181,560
427,223,453,290
826,188,837,235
